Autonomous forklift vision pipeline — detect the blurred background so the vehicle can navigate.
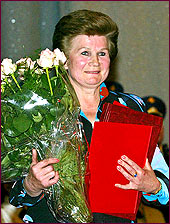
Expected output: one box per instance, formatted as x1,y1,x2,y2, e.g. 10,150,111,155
1,1,169,223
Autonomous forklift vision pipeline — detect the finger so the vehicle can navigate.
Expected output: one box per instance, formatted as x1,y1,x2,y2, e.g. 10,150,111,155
32,148,38,165
115,183,131,190
48,171,60,185
117,165,134,181
118,159,136,176
37,158,60,169
121,155,141,172
43,170,56,180
37,171,59,188
38,165,56,176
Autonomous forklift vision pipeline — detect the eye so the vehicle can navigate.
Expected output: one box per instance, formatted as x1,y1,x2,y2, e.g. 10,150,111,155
98,52,106,56
81,51,90,56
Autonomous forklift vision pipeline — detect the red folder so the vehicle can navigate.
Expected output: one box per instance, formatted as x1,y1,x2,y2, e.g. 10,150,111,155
100,102,163,164
88,102,163,220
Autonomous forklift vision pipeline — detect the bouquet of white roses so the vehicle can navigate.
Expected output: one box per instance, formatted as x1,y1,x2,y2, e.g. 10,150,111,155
1,48,92,223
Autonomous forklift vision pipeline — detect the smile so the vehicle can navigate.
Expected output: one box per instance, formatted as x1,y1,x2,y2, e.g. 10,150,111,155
85,71,100,74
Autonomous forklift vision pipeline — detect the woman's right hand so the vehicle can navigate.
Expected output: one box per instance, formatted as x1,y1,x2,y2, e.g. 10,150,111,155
23,148,60,197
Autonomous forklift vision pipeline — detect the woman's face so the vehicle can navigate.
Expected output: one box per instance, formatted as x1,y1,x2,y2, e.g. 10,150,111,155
66,35,110,90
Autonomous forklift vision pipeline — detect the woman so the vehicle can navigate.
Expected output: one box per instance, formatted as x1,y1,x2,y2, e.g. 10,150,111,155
9,9,169,223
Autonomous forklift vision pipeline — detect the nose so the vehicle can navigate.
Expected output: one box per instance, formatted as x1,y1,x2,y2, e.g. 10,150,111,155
89,54,100,66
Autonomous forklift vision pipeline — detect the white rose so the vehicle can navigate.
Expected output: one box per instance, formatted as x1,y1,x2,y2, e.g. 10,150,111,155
16,58,35,74
16,58,26,75
53,48,67,66
26,58,36,70
1,67,12,82
1,69,6,84
1,65,6,79
17,57,35,69
16,58,27,65
37,48,55,68
1,58,17,75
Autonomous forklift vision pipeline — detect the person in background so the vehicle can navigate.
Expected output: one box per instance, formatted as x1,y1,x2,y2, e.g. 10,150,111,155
9,9,169,223
140,95,169,223
142,96,169,165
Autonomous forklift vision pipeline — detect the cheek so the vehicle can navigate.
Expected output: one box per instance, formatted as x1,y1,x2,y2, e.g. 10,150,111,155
103,58,110,69
75,58,88,69
68,57,87,75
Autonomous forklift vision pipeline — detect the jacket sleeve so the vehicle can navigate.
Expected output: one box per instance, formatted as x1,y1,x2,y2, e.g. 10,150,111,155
9,178,45,208
142,145,169,206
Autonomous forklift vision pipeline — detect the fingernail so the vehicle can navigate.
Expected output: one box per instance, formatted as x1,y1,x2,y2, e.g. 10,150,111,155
121,155,126,160
117,166,121,170
118,159,121,164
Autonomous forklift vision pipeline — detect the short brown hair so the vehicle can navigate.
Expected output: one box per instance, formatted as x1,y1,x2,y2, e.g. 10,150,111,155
52,9,119,61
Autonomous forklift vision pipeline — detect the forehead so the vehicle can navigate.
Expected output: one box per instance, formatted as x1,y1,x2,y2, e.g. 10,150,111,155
70,35,108,50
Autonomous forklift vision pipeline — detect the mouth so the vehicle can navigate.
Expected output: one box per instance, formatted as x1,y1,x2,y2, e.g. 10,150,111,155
84,71,100,74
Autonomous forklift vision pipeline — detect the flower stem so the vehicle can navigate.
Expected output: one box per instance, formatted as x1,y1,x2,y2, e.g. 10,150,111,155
5,79,16,93
46,68,53,97
55,65,58,77
11,73,22,91
31,65,38,74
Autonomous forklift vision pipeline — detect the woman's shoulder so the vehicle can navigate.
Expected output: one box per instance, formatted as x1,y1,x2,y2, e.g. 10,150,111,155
108,91,146,112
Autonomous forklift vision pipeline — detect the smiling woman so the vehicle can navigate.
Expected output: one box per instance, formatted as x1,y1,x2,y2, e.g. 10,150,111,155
8,9,169,223
66,35,110,121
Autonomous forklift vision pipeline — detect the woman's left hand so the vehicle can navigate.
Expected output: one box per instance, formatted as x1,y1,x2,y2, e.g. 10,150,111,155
115,155,161,194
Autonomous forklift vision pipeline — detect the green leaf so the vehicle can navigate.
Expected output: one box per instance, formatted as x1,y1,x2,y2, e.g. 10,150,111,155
50,107,57,116
13,113,32,133
1,154,10,167
8,150,20,162
2,115,21,137
32,112,43,122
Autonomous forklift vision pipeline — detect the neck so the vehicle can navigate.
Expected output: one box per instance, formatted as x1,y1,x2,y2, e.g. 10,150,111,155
71,81,100,125
81,96,100,126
